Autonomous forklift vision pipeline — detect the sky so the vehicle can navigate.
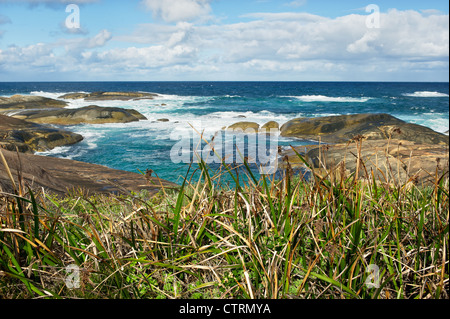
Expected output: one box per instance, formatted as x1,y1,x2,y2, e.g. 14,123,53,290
0,0,448,81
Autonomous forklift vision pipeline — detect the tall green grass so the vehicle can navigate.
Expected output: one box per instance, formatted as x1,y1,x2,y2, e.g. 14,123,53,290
0,142,448,299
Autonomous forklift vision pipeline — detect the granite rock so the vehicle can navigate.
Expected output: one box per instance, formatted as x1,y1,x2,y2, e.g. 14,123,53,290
0,114,83,153
11,105,147,125
280,113,449,145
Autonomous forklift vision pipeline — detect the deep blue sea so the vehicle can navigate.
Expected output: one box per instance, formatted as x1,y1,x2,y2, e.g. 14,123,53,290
1,82,448,185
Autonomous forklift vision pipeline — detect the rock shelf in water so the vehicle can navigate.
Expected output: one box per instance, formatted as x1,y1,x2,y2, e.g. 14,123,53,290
279,113,449,145
11,105,148,125
0,95,67,111
0,114,83,153
58,91,158,101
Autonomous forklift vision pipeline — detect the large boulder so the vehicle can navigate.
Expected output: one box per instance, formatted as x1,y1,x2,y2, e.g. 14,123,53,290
59,91,158,101
11,105,147,125
260,121,280,133
0,114,83,153
227,121,260,132
0,95,67,111
281,139,449,186
280,113,449,145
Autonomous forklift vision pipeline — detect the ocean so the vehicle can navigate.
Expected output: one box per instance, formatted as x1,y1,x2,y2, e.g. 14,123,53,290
1,81,449,185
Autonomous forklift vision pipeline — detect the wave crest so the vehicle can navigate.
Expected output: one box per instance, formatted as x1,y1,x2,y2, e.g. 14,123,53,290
284,95,372,102
402,91,449,98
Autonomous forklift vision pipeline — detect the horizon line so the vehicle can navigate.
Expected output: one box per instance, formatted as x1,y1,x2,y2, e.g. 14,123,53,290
1,80,449,83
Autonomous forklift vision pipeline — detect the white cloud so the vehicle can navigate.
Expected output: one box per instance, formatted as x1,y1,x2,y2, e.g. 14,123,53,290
346,30,380,54
230,10,449,62
0,29,111,73
0,43,55,68
421,9,444,16
241,12,324,22
97,44,197,69
141,0,211,23
1,9,448,81
59,20,89,35
87,29,111,48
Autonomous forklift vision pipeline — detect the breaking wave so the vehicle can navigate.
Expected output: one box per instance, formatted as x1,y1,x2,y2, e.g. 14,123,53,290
402,91,449,98
283,95,373,102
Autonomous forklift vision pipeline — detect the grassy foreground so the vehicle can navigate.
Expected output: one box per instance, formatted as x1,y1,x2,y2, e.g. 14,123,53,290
0,143,448,299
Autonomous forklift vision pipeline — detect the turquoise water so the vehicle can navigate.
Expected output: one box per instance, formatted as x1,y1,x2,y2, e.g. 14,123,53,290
1,82,448,184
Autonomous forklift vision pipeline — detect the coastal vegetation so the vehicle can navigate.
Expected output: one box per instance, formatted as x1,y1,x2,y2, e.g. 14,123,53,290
0,137,448,299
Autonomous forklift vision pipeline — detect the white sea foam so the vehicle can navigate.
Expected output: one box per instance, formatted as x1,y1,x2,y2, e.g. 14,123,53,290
205,110,293,123
396,113,449,134
153,94,215,104
60,126,106,150
402,91,449,98
178,110,304,137
283,95,373,102
35,145,72,157
30,91,68,99
222,95,242,98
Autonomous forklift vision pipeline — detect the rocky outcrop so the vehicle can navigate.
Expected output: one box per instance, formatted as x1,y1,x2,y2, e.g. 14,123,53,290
227,121,260,132
0,95,67,111
281,139,449,186
57,93,88,100
0,148,178,195
11,105,147,125
0,114,83,153
260,121,280,133
280,113,449,145
59,91,158,101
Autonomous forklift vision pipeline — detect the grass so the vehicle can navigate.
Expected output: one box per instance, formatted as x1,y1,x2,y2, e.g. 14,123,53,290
0,139,448,299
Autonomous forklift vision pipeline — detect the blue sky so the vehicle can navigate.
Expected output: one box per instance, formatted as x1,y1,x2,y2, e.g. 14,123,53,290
0,0,448,81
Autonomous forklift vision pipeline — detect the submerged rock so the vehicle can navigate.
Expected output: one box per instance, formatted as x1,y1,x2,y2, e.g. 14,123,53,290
0,114,83,153
0,95,67,111
11,105,148,125
59,91,158,101
280,113,449,145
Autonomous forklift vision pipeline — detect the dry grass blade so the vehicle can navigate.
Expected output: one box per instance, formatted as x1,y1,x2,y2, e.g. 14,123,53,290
0,149,17,193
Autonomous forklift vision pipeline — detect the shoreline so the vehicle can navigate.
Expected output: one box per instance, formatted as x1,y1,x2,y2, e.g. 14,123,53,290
1,90,449,194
